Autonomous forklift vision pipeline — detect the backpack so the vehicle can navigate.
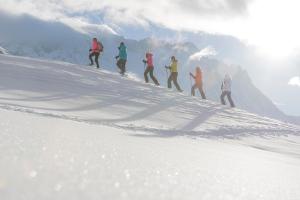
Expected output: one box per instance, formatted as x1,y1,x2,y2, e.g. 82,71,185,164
98,42,103,52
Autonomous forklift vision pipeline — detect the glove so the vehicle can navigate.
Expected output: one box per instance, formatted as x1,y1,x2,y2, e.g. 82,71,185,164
143,60,147,64
89,49,92,52
115,56,119,60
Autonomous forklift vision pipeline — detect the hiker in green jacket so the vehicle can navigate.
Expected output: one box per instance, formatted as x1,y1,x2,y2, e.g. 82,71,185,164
115,42,127,75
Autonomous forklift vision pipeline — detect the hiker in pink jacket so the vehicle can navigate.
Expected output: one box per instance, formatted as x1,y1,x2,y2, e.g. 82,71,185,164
89,38,103,69
142,52,159,85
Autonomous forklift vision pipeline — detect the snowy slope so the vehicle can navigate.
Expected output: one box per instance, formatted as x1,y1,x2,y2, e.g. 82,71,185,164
0,54,298,134
0,54,300,200
0,12,294,122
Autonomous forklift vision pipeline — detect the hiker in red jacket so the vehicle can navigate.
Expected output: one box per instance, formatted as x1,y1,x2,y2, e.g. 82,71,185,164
89,38,103,69
143,52,159,85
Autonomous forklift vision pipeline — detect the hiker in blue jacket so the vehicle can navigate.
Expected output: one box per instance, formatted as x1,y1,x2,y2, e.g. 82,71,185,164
115,42,127,75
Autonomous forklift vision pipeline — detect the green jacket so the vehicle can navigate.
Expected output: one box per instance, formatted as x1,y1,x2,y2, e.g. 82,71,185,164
118,44,127,60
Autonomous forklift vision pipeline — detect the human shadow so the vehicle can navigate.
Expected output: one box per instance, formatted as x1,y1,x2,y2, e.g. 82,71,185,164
91,100,175,123
129,126,300,140
181,107,226,131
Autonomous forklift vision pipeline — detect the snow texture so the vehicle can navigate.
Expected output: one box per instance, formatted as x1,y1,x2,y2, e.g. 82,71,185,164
0,54,300,200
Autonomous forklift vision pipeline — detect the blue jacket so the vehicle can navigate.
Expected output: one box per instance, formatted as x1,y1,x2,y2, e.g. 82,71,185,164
118,44,127,60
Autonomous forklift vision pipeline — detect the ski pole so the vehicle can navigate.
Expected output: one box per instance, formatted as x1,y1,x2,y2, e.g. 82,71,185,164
165,67,169,86
115,56,119,73
189,73,193,96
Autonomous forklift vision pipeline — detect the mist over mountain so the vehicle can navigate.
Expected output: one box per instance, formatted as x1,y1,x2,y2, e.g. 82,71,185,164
0,12,298,124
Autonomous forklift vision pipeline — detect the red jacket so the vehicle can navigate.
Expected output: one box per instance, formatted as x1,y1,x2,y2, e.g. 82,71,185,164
91,40,102,53
146,53,154,67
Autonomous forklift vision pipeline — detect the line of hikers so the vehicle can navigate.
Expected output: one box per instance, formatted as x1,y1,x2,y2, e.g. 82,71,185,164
88,38,235,108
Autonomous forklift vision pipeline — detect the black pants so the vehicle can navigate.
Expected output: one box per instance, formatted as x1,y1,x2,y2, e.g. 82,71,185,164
191,84,206,99
144,67,159,85
89,52,100,68
117,59,126,75
168,72,182,91
221,91,235,107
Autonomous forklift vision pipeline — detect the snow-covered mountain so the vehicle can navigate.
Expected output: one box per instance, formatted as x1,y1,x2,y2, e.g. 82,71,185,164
0,54,300,200
0,46,7,54
0,12,298,124
196,58,288,120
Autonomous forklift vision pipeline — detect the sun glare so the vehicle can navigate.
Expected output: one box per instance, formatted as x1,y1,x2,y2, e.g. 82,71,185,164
245,0,300,60
255,41,294,61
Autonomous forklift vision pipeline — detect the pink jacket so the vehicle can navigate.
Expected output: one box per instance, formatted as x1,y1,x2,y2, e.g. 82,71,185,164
146,53,153,67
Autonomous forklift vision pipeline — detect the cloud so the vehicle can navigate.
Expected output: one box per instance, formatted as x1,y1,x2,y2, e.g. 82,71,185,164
59,17,118,35
174,0,250,16
0,0,120,35
0,0,252,28
3,0,300,60
189,47,217,61
288,76,300,87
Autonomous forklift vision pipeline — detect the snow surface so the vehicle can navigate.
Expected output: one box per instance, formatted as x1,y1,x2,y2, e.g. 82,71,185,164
0,54,300,200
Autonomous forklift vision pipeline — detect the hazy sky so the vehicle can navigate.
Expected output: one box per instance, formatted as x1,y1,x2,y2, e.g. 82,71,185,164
1,0,300,59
